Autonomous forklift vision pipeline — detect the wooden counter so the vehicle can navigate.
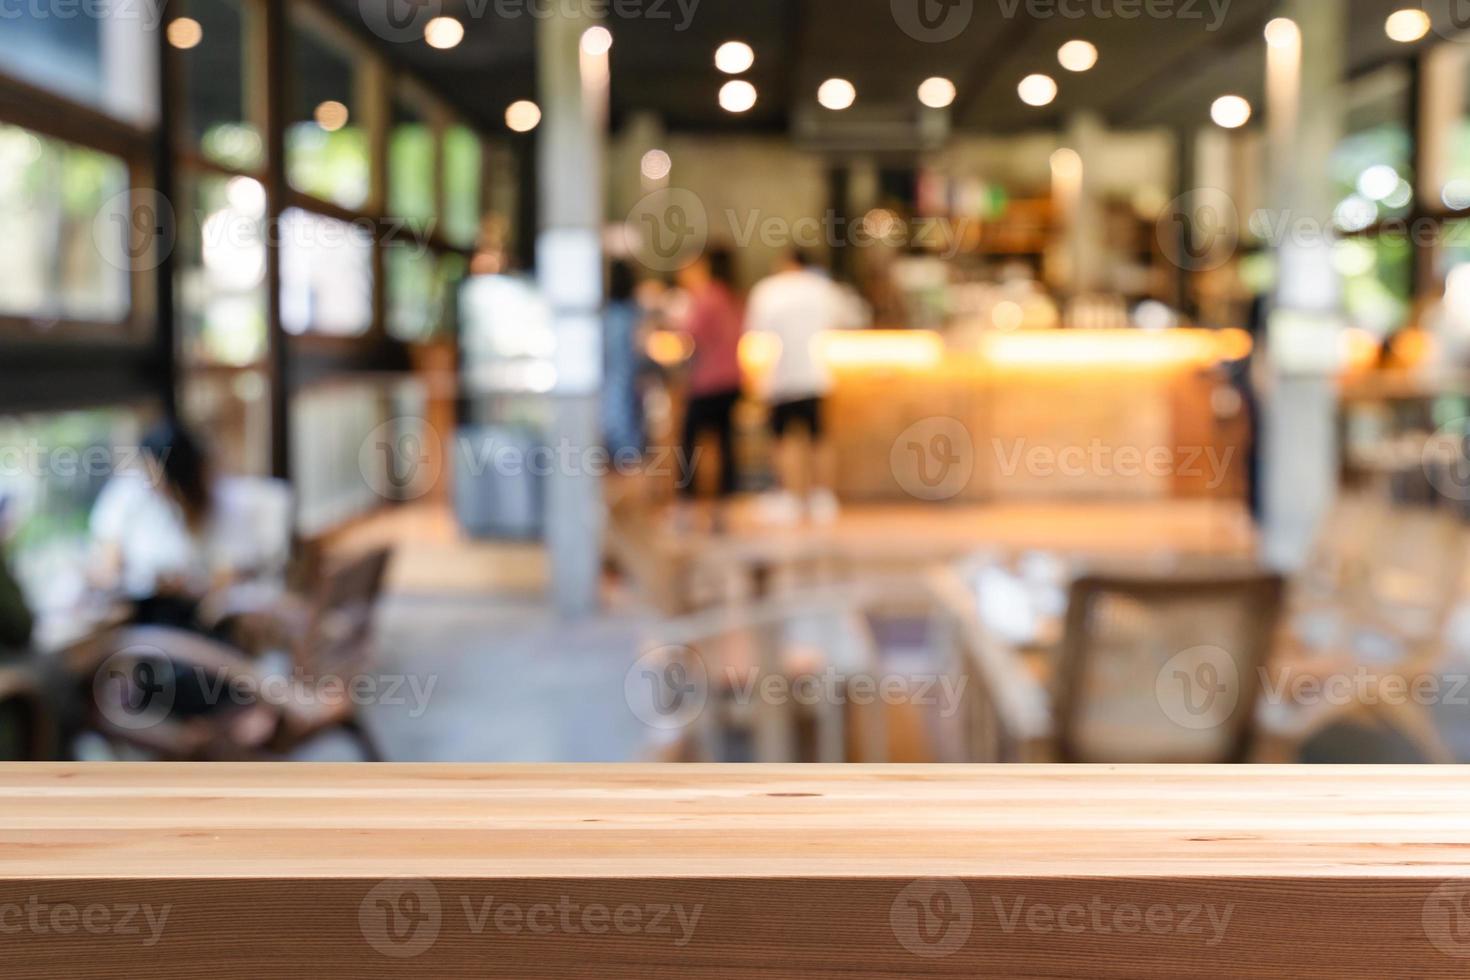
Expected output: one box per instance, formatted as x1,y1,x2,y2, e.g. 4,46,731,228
815,329,1251,502
1,765,1468,977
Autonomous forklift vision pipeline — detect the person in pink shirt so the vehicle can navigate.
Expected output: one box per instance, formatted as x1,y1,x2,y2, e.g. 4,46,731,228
676,247,744,521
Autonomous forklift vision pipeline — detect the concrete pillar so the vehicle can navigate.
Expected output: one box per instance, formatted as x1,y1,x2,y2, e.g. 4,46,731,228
1063,112,1108,297
1261,1,1346,569
537,11,608,617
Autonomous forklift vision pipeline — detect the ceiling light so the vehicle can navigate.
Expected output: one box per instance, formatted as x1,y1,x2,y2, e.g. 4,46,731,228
424,16,464,50
1385,9,1431,43
1263,17,1299,48
167,17,203,49
580,26,613,56
917,77,957,109
715,41,754,74
1210,95,1251,129
313,100,350,132
719,80,757,113
1017,74,1057,107
505,100,541,133
641,149,672,181
1057,40,1098,72
817,78,856,111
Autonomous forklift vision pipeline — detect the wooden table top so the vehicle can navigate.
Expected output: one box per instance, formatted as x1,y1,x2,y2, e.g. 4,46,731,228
4,764,1469,880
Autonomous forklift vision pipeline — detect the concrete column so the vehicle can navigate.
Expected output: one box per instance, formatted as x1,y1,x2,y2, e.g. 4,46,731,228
537,12,608,617
1063,112,1108,297
1261,1,1346,569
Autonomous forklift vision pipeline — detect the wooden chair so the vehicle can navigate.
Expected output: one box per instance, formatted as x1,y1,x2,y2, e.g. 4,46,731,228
87,547,393,761
1268,501,1469,763
923,567,1053,762
643,574,1049,765
1052,572,1285,763
931,557,1289,763
640,582,884,763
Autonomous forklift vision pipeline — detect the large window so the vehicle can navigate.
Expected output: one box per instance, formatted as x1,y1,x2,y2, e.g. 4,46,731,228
0,124,131,325
0,4,157,125
0,407,145,616
178,0,263,172
286,11,369,210
390,92,436,230
1331,66,1414,339
176,171,268,365
443,125,483,248
388,246,466,342
280,209,373,337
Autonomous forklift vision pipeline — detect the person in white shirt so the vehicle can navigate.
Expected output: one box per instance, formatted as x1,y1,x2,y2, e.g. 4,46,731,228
89,421,283,745
744,250,845,522
90,421,220,623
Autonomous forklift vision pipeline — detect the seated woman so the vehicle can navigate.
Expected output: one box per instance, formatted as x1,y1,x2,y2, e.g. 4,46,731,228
90,421,219,627
88,421,277,748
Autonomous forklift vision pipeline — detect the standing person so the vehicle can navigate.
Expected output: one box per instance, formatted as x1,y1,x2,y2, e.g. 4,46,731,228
674,248,744,530
602,260,647,462
744,249,845,523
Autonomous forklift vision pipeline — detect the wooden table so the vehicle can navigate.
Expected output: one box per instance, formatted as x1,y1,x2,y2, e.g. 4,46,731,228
2,765,1469,977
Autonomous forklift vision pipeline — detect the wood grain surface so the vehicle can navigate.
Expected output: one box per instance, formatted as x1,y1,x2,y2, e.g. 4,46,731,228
1,764,1469,977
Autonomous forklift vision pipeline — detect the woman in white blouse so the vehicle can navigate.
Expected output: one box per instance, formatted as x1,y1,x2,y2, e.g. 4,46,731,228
89,421,220,627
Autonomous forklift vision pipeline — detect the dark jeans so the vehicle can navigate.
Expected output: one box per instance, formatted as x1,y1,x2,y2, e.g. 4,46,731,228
130,596,245,718
680,389,741,499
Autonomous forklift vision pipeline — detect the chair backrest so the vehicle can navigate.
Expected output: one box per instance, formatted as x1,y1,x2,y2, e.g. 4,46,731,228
1298,491,1385,602
1054,572,1284,764
298,548,393,678
1354,505,1468,646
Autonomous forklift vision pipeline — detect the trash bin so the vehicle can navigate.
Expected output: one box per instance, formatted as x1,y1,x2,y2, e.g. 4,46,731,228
453,425,543,540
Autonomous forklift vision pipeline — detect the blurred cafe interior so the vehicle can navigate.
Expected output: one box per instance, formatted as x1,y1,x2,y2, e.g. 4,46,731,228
3,0,1470,766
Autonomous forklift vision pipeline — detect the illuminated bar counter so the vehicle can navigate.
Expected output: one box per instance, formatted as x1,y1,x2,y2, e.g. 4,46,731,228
796,328,1253,502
